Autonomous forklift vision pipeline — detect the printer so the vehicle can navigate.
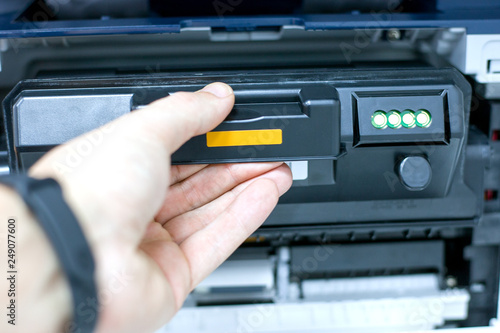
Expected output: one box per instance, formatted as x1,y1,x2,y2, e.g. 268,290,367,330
1,1,499,332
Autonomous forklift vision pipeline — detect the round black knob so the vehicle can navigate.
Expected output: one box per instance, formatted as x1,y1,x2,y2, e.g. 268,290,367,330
398,156,432,191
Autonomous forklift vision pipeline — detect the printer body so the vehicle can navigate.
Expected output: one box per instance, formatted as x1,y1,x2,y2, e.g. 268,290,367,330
1,1,500,332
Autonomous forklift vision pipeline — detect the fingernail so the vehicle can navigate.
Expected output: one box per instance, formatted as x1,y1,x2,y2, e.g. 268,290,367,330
199,83,233,98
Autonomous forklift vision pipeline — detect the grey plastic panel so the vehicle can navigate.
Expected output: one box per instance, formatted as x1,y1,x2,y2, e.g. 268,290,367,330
13,94,133,146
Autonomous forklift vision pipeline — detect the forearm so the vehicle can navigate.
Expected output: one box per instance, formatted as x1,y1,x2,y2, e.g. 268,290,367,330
0,185,71,332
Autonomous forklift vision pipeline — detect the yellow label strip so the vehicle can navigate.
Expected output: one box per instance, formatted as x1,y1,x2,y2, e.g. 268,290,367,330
206,129,282,147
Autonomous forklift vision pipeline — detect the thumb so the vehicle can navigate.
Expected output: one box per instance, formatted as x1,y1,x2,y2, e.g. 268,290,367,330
121,82,234,155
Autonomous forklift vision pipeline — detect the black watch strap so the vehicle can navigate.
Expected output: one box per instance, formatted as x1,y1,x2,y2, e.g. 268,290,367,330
0,174,98,333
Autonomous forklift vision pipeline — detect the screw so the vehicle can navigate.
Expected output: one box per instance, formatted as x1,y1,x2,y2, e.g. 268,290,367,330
387,29,401,41
445,276,458,288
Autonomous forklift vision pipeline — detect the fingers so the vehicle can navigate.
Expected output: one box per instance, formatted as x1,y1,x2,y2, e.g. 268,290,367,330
139,239,193,312
122,82,234,155
170,164,208,185
139,164,292,312
179,176,291,289
164,163,292,243
155,162,284,224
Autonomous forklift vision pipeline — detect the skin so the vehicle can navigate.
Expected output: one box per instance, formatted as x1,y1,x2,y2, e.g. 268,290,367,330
0,83,293,333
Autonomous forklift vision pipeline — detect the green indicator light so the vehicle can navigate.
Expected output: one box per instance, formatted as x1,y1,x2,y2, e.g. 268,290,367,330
371,111,387,129
387,110,402,129
415,109,432,127
401,110,416,128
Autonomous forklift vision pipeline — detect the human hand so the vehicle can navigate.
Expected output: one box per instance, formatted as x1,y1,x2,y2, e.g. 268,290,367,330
26,83,292,332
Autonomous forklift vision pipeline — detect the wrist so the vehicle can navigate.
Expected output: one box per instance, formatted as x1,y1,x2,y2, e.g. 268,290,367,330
0,185,71,332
